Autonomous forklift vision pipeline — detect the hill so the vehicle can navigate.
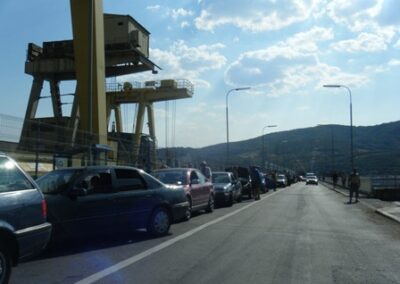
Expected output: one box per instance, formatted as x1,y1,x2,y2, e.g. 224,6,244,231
157,121,400,175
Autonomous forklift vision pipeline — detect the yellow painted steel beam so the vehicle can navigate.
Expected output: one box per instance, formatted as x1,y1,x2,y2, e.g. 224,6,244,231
70,0,107,144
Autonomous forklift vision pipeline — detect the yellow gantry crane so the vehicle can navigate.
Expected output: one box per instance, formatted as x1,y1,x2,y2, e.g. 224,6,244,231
19,0,193,169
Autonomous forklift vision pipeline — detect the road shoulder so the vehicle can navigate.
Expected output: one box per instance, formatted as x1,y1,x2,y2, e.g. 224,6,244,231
320,182,400,224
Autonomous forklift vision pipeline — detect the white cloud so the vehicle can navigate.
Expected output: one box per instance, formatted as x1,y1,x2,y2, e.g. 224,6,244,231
170,8,194,19
225,27,368,97
194,0,324,32
395,39,400,49
388,59,400,66
180,21,190,28
331,32,389,53
146,5,161,11
122,41,226,89
326,0,400,34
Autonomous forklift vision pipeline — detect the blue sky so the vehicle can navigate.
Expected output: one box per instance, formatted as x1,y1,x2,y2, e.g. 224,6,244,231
0,0,399,147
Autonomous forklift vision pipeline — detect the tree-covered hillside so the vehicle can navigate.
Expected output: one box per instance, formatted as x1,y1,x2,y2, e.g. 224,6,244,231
157,121,400,175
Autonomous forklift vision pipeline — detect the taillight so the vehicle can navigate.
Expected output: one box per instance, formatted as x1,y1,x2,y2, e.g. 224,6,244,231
41,199,47,219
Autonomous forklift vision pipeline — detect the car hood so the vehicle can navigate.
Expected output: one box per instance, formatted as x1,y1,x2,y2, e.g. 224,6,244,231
213,183,230,191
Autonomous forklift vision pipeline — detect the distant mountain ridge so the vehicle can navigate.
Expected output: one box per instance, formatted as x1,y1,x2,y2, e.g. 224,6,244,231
157,121,400,175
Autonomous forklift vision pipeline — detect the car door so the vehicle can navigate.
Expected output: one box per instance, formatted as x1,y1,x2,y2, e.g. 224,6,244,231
46,169,117,238
113,168,157,230
194,170,211,205
189,170,203,207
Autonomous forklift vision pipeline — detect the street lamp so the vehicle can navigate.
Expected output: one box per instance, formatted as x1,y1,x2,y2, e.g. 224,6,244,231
323,84,354,170
261,125,277,170
226,87,251,166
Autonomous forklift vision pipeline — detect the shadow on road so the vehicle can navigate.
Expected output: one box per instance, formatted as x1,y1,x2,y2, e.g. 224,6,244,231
32,229,168,261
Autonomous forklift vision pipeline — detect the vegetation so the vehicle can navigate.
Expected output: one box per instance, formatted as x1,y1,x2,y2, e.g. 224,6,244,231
157,121,400,176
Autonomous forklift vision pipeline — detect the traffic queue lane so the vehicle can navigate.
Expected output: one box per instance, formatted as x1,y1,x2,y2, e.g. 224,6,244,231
11,183,400,284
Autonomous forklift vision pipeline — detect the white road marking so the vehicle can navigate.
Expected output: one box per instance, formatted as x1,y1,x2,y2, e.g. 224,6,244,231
75,188,288,284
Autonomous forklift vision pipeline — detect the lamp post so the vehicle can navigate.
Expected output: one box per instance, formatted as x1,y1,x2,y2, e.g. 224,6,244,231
226,87,251,166
261,125,277,170
323,84,354,170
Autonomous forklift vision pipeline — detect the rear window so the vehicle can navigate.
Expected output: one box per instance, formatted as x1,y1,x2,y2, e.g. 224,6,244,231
0,156,34,193
115,168,146,190
153,170,187,185
36,169,82,194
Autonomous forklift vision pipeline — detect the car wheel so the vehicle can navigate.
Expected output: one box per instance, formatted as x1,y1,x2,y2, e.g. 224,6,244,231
206,195,214,213
184,197,192,221
227,193,233,207
237,193,242,203
147,207,171,237
0,242,11,284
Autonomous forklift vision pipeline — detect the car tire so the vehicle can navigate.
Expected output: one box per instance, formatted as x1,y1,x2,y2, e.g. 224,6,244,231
0,242,11,284
147,207,171,237
184,197,192,221
237,193,242,203
227,193,233,207
205,195,214,213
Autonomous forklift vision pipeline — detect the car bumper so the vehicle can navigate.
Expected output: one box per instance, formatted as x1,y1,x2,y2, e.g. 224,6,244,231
214,192,231,204
171,201,189,222
15,222,52,262
306,181,318,185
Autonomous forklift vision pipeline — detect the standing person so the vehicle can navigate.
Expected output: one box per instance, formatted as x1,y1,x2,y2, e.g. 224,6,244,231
272,171,277,192
341,173,347,187
250,167,261,200
332,171,338,188
348,169,361,204
200,161,212,181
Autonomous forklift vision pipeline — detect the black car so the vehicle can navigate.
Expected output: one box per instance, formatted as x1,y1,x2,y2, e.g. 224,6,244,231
212,171,242,206
226,167,252,199
0,154,52,284
36,166,188,240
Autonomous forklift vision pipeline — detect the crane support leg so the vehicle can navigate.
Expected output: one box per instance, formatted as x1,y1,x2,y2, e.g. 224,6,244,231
132,102,146,164
70,0,107,145
49,80,63,118
114,104,123,132
146,103,157,167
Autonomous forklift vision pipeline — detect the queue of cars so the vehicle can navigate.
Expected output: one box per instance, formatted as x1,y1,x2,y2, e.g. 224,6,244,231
0,155,298,284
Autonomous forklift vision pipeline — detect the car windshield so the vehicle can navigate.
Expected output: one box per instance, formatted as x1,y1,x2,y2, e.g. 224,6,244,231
153,170,187,185
36,169,83,194
0,157,34,192
212,173,230,184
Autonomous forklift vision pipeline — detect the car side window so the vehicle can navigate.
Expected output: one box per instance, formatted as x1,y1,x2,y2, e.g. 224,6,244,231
78,170,113,194
115,168,146,191
0,157,34,193
141,170,163,189
195,170,206,184
190,171,199,184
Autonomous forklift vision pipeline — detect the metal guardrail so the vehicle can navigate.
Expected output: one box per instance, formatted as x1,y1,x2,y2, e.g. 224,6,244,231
371,176,400,190
106,79,194,96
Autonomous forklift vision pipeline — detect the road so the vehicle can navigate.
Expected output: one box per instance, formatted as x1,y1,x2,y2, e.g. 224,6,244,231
11,183,400,284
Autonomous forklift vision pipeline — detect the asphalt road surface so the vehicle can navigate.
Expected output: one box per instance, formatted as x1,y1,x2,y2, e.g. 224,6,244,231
11,183,400,284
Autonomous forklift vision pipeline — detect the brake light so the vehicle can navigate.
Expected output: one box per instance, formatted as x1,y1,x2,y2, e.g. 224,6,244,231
41,199,47,219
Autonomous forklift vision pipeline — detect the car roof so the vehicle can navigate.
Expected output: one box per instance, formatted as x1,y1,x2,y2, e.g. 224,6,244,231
153,168,195,172
52,165,142,172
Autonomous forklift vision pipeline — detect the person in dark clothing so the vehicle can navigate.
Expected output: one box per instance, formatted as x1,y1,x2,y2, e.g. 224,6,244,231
348,169,361,204
250,167,261,200
332,171,338,188
272,171,277,192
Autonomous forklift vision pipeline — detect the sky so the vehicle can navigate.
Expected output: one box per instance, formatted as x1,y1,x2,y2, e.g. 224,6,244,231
0,0,399,148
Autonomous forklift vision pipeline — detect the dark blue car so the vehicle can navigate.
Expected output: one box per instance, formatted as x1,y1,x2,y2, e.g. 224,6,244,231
0,154,52,284
36,166,188,241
